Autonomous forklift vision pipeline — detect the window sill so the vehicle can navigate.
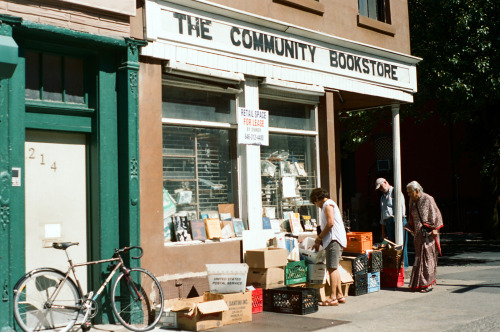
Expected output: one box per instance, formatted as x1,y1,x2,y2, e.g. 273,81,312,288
273,0,325,16
163,237,242,247
357,15,395,36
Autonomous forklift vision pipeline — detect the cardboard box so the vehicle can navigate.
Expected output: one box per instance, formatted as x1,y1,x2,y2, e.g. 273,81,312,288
171,296,228,331
270,236,300,261
245,248,288,268
299,237,325,264
307,264,328,284
246,267,285,289
300,248,326,264
382,248,403,269
156,299,179,329
158,310,177,329
340,255,368,276
206,263,249,294
204,291,252,325
335,264,354,283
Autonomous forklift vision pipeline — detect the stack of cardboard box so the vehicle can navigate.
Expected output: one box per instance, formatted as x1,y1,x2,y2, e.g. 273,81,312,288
245,247,288,289
159,291,254,331
306,263,353,302
157,263,253,331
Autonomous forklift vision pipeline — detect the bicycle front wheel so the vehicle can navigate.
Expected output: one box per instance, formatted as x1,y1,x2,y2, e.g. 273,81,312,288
13,269,82,332
111,268,164,332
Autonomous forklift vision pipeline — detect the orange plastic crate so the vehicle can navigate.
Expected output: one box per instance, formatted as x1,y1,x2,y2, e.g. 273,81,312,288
345,232,373,254
252,288,263,314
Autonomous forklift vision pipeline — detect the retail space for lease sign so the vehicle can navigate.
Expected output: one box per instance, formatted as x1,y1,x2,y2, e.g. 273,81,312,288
237,107,269,146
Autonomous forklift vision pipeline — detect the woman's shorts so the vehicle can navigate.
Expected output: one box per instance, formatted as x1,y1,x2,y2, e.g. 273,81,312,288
325,240,343,269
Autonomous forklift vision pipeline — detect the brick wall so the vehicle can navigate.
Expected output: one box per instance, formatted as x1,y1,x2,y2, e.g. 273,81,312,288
0,0,130,37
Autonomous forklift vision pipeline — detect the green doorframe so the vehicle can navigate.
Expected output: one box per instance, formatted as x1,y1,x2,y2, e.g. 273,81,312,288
0,15,23,332
0,14,146,329
117,38,147,267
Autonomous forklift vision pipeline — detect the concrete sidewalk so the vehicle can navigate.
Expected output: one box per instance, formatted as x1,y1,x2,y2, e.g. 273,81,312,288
89,234,500,332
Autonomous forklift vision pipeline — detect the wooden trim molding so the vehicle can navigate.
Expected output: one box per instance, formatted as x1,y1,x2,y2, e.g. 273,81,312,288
357,14,396,36
273,0,325,16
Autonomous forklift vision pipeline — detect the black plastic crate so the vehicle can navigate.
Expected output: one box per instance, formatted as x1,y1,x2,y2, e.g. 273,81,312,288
263,287,318,315
348,273,368,296
341,254,368,276
369,250,383,272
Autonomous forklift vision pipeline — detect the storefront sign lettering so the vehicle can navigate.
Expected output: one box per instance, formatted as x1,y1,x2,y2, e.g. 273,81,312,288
173,13,213,40
147,5,417,90
169,11,399,81
237,108,269,146
329,50,397,81
230,27,316,62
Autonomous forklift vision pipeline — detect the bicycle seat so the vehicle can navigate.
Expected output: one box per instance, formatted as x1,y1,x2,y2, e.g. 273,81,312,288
52,242,79,250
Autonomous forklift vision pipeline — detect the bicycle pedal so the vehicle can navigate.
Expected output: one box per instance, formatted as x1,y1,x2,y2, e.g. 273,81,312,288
81,321,93,331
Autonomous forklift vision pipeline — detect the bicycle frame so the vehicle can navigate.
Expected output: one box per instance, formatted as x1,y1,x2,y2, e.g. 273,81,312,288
14,244,160,332
46,253,125,311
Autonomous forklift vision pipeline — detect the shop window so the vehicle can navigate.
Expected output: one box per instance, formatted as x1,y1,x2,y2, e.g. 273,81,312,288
162,83,238,243
260,98,319,225
260,98,316,131
162,85,235,123
358,0,391,24
25,51,85,104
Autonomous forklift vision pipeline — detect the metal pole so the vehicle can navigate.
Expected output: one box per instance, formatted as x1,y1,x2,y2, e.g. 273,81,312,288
392,103,403,245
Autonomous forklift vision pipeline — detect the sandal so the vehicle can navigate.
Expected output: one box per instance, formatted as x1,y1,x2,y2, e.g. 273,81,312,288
420,287,433,293
319,299,339,306
337,296,346,304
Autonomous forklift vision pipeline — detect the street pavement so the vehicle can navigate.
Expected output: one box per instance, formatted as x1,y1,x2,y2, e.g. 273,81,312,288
89,233,500,332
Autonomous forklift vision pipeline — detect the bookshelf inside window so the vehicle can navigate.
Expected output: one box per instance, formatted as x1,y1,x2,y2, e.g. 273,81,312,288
162,126,237,220
261,133,318,221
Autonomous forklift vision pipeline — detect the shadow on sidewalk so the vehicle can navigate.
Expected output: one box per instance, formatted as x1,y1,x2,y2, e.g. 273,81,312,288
405,233,500,267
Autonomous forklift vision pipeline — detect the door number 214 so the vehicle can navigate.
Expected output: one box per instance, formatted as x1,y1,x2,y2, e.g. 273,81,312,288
28,148,57,172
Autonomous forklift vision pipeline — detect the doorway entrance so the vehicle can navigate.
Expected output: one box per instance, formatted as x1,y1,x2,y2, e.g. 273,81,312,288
25,130,88,293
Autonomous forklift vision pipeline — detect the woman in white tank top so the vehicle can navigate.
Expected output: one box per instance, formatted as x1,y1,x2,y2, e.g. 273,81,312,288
310,188,347,306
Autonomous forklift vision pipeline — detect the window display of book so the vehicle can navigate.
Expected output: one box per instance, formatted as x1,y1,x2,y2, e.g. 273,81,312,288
173,216,192,242
190,219,207,241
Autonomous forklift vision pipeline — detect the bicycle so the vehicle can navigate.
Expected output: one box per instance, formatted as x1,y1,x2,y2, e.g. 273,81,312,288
13,242,164,332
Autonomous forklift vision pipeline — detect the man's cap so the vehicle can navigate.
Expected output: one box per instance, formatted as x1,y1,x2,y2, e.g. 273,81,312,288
375,178,386,190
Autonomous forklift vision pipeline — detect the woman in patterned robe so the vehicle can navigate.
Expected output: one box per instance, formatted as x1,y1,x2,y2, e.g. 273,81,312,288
405,181,444,292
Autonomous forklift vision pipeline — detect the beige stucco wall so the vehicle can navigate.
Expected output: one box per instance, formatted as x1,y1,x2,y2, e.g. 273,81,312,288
0,0,130,37
206,0,411,54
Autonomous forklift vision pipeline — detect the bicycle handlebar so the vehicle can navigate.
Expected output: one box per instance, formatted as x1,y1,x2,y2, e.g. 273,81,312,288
114,246,143,259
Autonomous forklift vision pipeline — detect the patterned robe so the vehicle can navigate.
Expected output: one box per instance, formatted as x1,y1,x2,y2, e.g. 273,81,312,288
404,193,444,290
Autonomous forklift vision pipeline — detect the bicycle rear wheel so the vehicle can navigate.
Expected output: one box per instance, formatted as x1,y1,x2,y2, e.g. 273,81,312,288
13,269,82,332
111,268,164,332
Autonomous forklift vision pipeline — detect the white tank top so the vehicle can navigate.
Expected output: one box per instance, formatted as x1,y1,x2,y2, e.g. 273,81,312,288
320,199,347,248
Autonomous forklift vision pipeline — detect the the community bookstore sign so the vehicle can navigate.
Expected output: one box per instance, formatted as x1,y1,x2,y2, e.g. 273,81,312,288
148,2,414,90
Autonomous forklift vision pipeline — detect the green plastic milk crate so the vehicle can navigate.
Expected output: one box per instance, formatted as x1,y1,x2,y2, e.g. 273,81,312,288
285,260,307,285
